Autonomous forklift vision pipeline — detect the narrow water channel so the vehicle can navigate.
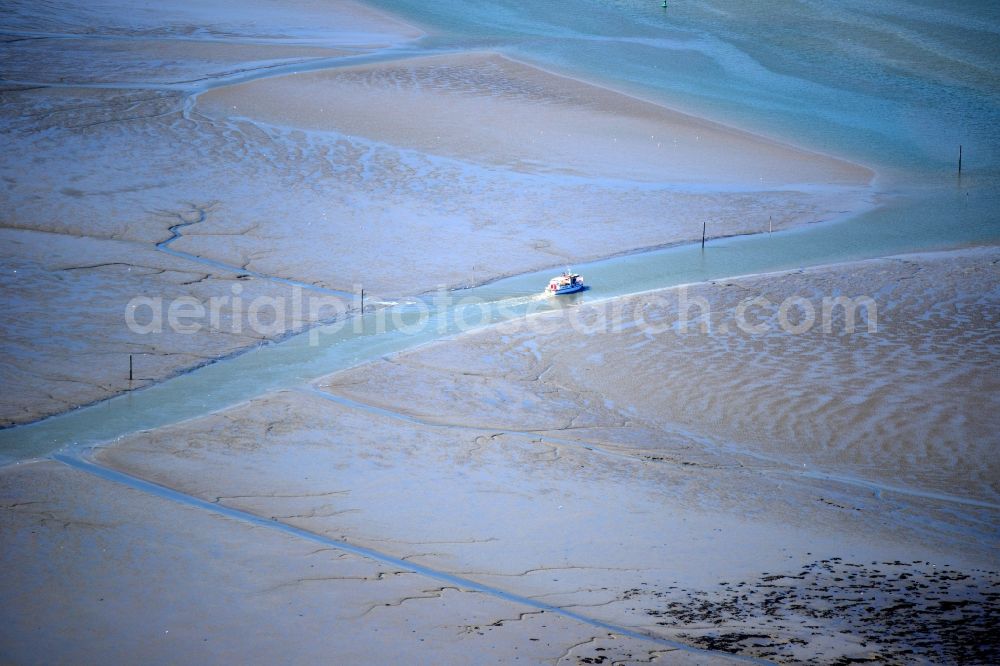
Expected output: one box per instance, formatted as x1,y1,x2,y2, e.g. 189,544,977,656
3,178,996,463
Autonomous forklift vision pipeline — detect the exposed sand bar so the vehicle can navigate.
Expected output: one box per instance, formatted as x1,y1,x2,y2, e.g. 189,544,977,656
72,247,999,664
2,461,719,664
0,0,420,426
174,51,876,297
1,2,875,431
1,0,421,47
199,52,873,187
0,225,335,428
325,246,1000,509
0,0,420,88
1,36,876,427
0,39,351,86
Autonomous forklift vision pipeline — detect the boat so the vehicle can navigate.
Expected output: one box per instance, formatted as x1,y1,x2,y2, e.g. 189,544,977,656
547,270,585,295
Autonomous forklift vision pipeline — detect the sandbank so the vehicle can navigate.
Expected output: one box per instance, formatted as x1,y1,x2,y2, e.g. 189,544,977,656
0,38,350,86
0,226,337,427
327,246,1000,510
2,460,700,664
199,52,872,187
175,51,875,295
0,0,419,425
2,33,876,427
74,247,1000,664
1,0,421,47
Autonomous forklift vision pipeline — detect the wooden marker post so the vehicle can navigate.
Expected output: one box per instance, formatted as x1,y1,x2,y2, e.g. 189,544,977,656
129,354,133,381
701,221,706,249
959,145,963,175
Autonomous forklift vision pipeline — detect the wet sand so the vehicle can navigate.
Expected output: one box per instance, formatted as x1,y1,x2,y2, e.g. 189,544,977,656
19,248,985,664
2,1,995,662
4,461,712,665
0,0,418,426
0,38,350,86
198,52,872,187
325,246,1000,510
186,51,874,296
1,0,421,46
0,226,336,427
1,4,874,426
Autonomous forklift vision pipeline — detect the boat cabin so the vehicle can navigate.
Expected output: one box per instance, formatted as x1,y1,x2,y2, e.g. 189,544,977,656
547,271,585,295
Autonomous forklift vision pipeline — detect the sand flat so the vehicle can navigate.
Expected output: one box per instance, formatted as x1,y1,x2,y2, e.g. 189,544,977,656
0,0,419,425
1,16,875,427
95,387,945,663
0,226,339,427
0,38,350,86
86,248,1000,663
199,52,873,187
1,43,875,426
1,0,421,46
169,52,875,295
328,247,1000,507
2,460,698,664
2,0,996,662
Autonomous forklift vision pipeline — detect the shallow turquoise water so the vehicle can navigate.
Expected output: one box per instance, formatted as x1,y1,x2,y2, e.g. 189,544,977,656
368,0,1000,176
2,179,995,462
2,0,998,461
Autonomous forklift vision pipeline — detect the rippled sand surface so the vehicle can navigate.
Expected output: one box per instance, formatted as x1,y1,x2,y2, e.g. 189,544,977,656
1,0,420,45
4,461,694,665
62,248,999,664
0,0,418,425
331,247,1000,507
183,51,872,296
1,39,872,425
199,52,872,186
3,0,996,662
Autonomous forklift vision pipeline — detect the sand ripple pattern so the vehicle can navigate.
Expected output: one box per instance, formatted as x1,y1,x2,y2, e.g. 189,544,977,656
329,249,1000,508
